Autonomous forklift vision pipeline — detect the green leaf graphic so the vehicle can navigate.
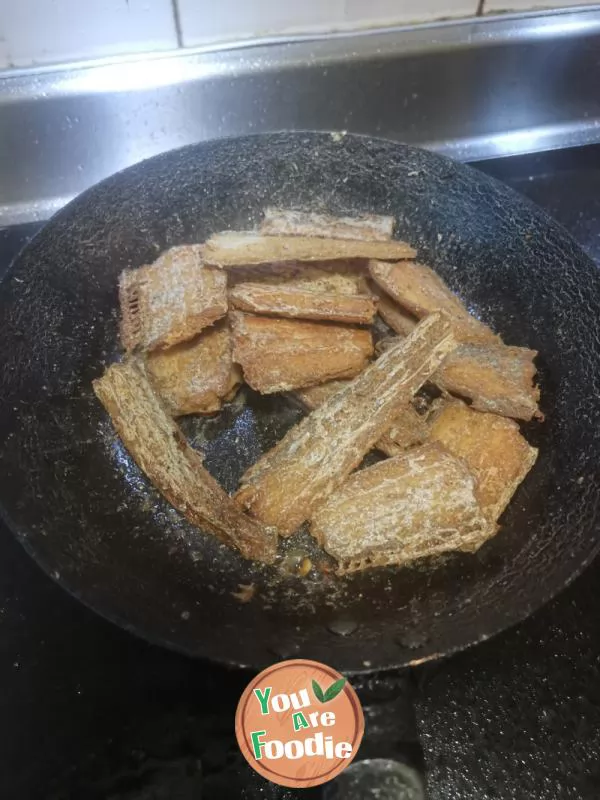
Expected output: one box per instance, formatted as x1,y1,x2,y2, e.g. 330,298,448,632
323,677,347,702
312,679,326,703
313,677,347,703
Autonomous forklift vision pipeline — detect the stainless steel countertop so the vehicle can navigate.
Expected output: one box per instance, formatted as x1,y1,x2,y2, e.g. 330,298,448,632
2,7,600,226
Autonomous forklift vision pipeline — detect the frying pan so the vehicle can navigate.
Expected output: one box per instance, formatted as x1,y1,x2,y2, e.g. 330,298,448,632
1,132,599,673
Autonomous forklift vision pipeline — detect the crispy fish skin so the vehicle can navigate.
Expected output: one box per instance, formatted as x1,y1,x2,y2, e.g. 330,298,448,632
294,380,428,457
435,343,541,421
119,245,228,352
93,360,277,563
369,260,498,344
429,401,538,522
203,232,416,268
230,312,373,394
310,443,494,574
230,282,377,324
260,208,394,241
146,322,242,417
235,312,457,535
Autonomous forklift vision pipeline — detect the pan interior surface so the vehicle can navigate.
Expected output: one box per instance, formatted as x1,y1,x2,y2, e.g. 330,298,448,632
1,132,599,671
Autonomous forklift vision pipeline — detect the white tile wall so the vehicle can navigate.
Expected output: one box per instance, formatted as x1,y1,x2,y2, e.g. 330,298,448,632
486,0,597,9
177,0,479,47
0,0,598,69
177,0,343,45
0,0,178,68
344,0,479,25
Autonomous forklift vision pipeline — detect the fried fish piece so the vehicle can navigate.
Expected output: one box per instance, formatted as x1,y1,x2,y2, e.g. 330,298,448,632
435,343,541,421
119,245,227,352
260,208,394,241
294,380,428,457
235,312,457,534
371,284,418,336
203,232,416,268
310,443,494,574
93,360,277,563
226,262,368,294
377,407,430,456
230,282,377,324
374,335,401,357
145,322,242,417
293,380,351,411
429,401,538,523
369,307,540,421
225,262,303,286
369,260,498,344
230,312,373,394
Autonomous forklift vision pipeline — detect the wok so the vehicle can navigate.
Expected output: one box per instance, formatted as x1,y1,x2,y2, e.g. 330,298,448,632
1,132,599,672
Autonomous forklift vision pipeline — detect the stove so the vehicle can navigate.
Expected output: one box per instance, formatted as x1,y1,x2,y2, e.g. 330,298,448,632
1,144,600,800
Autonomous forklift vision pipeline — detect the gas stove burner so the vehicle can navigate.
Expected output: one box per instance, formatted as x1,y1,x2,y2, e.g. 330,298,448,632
324,759,424,800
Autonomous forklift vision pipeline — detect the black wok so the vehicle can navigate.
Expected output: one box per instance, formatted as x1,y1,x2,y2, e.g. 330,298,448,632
1,132,599,673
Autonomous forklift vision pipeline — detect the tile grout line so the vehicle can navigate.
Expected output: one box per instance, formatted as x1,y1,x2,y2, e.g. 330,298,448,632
171,0,184,48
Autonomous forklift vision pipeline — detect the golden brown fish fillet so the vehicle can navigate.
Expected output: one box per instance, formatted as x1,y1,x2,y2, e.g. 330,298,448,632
227,262,368,294
119,245,227,352
203,232,416,268
235,312,457,534
369,260,498,344
146,322,242,417
430,401,538,522
260,208,394,241
435,343,541,421
310,443,494,574
294,381,428,457
230,282,376,324
93,360,277,563
230,312,373,394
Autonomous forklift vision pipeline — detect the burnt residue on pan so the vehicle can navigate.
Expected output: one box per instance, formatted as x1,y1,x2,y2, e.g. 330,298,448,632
0,132,599,671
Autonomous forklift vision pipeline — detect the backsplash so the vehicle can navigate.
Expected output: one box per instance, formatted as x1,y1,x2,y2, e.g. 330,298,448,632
0,0,598,68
